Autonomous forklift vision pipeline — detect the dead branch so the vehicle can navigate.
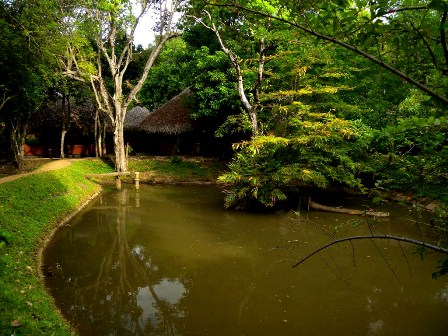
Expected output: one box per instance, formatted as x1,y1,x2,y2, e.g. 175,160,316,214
292,235,448,268
308,199,390,218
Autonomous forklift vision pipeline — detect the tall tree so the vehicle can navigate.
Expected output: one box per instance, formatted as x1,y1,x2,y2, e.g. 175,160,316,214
190,8,279,135
64,0,182,171
0,0,65,168
209,0,448,107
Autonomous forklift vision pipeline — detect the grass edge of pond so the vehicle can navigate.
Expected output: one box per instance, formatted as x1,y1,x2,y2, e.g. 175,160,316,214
0,159,114,335
0,156,227,335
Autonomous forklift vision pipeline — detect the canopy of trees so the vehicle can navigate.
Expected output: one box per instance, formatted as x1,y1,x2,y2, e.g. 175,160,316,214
0,0,446,220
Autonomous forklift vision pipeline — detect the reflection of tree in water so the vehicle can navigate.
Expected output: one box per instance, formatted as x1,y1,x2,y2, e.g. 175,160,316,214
49,189,186,335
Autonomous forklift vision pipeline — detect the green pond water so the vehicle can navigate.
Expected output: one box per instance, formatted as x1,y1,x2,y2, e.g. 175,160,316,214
43,185,448,335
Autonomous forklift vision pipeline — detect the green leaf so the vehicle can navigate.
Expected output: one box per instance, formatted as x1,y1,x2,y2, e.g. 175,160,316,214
372,196,383,204
333,19,340,33
355,0,364,9
428,0,448,11
363,35,375,48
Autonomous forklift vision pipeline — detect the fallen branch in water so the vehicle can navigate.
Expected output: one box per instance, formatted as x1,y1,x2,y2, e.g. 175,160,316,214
292,235,448,268
308,199,390,218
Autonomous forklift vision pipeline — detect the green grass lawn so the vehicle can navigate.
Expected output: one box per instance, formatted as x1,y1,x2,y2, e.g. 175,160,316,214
0,159,114,335
128,156,227,183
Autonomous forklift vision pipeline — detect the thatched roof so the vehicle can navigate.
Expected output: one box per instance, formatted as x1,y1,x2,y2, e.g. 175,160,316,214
140,89,193,135
125,106,151,130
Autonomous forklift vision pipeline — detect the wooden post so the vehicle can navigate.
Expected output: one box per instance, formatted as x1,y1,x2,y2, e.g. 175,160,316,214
115,175,122,190
126,142,129,169
134,171,140,190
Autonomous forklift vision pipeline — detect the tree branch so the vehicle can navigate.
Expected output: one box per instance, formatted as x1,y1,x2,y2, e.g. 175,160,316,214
253,38,266,105
125,0,180,107
409,21,439,70
292,235,448,268
190,11,259,133
386,6,428,14
440,11,448,70
211,3,448,105
0,92,16,111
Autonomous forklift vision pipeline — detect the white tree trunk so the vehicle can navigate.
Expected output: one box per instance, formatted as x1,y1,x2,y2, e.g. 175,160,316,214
10,121,26,171
60,130,67,159
196,11,261,135
94,108,99,157
102,123,107,156
113,109,127,172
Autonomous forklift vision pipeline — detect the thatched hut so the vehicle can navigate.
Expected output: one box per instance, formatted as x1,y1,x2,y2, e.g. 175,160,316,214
125,88,232,156
125,106,151,131
140,89,193,135
128,89,197,155
123,106,152,153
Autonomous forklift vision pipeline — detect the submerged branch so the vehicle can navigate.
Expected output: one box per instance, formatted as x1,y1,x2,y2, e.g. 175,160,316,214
308,199,390,218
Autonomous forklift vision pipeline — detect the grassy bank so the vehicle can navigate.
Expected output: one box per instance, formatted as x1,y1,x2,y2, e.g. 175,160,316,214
127,156,226,184
0,159,114,335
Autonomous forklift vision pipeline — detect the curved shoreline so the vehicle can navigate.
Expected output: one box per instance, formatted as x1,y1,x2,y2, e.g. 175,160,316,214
0,159,112,335
36,189,102,282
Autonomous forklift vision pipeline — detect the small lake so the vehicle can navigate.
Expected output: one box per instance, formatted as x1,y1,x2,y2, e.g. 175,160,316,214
43,185,448,335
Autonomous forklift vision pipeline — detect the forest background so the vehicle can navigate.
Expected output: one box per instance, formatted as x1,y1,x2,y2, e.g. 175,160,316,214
0,0,447,222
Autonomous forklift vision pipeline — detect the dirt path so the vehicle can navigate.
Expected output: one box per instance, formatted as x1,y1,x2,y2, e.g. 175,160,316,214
0,159,75,184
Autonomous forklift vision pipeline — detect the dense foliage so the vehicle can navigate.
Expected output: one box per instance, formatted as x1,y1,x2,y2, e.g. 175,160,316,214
0,0,446,213
0,0,447,331
219,111,370,207
173,1,448,216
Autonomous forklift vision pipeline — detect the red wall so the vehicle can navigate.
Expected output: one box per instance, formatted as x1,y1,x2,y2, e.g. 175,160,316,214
24,144,95,157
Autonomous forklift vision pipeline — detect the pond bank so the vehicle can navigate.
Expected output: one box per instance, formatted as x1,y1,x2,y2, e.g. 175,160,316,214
0,159,114,335
0,156,227,335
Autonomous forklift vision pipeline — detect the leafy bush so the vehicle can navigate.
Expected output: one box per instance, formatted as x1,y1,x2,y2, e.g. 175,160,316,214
372,116,448,203
219,111,371,208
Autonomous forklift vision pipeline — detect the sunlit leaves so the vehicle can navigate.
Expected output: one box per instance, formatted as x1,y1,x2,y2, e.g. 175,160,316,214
219,110,368,208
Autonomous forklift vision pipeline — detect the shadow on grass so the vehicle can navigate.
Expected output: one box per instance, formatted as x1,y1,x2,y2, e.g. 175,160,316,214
99,155,116,170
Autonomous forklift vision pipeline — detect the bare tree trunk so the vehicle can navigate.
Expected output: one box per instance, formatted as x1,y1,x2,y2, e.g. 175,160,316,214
308,199,389,217
60,130,67,159
113,114,127,172
60,93,72,159
101,122,107,156
194,11,267,135
94,107,106,158
10,121,27,171
60,93,67,158
94,108,99,157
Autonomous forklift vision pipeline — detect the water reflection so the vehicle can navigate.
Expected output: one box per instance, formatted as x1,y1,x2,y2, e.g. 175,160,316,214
44,186,448,335
45,188,189,335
